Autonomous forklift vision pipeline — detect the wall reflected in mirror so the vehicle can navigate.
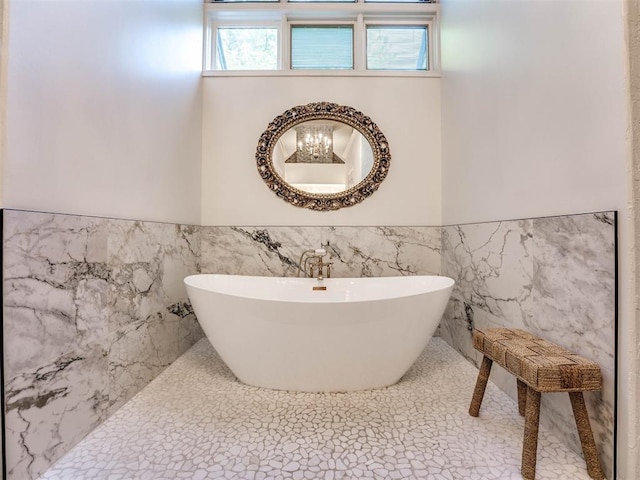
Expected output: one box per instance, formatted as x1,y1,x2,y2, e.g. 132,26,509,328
272,120,374,194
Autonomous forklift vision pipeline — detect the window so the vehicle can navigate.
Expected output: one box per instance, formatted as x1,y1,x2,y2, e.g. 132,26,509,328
365,0,434,2
289,0,356,3
291,26,353,70
367,26,428,70
204,1,439,75
216,27,279,70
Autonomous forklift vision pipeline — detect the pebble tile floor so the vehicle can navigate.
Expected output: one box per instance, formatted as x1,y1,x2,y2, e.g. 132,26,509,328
41,338,594,480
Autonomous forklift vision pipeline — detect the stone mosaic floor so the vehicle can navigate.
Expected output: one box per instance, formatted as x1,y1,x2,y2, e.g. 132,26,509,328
41,338,594,480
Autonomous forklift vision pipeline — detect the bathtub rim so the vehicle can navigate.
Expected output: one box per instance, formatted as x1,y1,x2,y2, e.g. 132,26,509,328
184,273,454,305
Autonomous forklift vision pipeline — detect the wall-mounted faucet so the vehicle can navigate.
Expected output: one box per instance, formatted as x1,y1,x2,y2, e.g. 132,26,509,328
298,246,334,280
309,249,332,280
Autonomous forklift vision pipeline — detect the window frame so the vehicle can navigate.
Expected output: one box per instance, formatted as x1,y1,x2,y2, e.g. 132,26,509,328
203,1,440,76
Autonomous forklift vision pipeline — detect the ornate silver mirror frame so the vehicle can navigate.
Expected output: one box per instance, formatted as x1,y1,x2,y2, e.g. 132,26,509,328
256,102,391,211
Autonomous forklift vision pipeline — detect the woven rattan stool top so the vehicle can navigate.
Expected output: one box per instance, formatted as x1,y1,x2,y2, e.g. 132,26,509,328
473,328,602,393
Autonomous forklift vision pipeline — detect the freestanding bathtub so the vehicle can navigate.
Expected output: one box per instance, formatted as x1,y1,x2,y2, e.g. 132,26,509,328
184,274,454,392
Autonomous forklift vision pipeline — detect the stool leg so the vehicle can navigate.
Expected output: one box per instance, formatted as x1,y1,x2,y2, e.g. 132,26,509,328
521,387,541,480
469,356,493,417
568,392,605,480
517,379,527,416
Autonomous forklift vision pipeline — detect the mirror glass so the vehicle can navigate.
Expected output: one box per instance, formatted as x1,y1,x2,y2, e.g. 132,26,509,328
271,120,375,194
256,102,391,211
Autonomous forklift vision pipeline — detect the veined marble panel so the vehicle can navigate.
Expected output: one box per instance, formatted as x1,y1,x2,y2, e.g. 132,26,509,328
106,220,203,412
3,210,202,480
201,226,441,277
200,226,322,277
530,213,616,476
440,212,616,479
530,213,615,375
3,211,110,380
3,211,111,480
5,350,110,480
326,226,441,277
439,220,533,360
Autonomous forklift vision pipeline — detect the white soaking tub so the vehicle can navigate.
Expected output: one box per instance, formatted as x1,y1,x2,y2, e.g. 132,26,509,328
184,274,454,392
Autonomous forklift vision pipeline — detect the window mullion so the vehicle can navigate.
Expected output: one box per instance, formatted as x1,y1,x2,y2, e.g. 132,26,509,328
430,16,439,71
354,14,365,71
204,18,214,71
281,15,290,70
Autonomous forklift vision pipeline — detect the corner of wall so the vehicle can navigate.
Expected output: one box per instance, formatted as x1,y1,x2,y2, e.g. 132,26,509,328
624,0,640,476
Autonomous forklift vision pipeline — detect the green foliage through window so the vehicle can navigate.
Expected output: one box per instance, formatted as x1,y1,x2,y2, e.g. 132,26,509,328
216,28,278,70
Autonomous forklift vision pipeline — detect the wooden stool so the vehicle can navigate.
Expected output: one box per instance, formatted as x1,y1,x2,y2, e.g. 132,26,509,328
469,328,605,480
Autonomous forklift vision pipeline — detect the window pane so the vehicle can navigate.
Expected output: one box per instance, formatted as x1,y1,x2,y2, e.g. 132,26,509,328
367,26,428,70
365,0,434,2
291,26,353,70
212,0,278,2
289,0,355,3
216,28,278,70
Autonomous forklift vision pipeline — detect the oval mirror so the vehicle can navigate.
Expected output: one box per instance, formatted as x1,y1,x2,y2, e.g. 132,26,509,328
256,102,391,211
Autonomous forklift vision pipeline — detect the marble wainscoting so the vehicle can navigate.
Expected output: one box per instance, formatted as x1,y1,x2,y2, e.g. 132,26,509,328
200,226,442,277
439,212,616,479
3,210,204,480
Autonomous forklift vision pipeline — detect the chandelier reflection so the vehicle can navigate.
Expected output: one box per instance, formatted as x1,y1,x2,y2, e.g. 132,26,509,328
298,132,331,158
295,125,334,163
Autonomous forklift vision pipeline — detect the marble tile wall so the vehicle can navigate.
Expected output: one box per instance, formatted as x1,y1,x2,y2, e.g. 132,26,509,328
439,212,616,479
2,210,617,480
200,226,442,277
3,210,204,480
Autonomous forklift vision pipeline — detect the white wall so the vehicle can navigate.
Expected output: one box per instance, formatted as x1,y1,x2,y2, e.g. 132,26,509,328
0,0,7,208
441,0,627,225
440,0,634,477
201,76,441,226
3,0,203,225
